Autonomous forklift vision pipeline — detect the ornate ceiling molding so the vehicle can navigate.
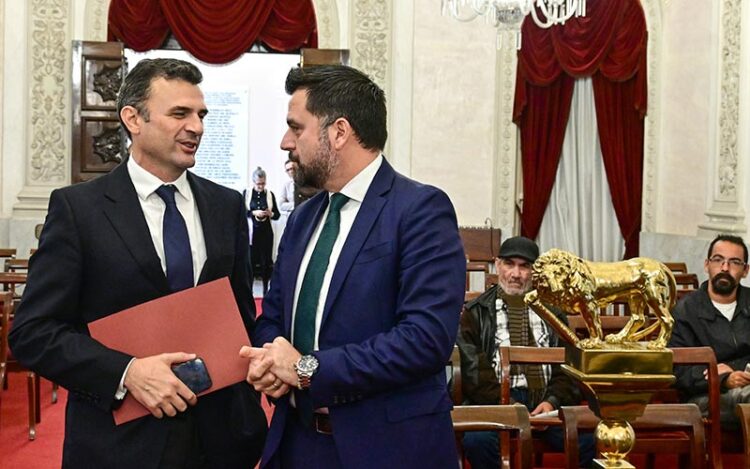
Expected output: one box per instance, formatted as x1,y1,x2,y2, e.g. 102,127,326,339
28,0,69,183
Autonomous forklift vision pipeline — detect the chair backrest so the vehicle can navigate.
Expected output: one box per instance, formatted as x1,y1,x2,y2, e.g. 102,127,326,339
451,404,533,469
448,345,463,405
4,258,29,273
674,273,700,289
464,291,482,302
499,346,565,405
0,248,16,259
559,403,705,469
485,273,499,291
459,227,501,263
670,346,722,469
736,403,750,466
664,262,688,273
0,291,13,383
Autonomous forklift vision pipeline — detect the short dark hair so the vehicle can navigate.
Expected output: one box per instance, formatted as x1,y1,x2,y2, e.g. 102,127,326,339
117,58,203,139
707,234,748,263
285,65,387,151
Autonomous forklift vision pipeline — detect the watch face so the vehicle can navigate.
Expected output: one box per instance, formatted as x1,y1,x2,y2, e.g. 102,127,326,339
297,355,319,374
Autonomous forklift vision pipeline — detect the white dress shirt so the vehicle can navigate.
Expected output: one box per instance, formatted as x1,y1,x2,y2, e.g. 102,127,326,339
127,157,207,283
290,155,383,351
117,157,208,398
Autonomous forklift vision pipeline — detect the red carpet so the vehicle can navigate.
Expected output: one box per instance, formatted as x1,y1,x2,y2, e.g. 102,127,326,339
0,374,65,468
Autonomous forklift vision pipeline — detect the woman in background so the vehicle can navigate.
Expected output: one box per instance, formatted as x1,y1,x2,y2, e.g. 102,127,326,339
247,166,279,294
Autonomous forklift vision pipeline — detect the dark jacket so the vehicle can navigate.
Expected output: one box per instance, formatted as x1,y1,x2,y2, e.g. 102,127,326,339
9,163,267,469
456,284,581,408
669,281,750,398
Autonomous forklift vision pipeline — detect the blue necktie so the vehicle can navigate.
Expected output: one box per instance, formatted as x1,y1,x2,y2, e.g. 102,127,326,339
155,185,194,292
293,193,350,354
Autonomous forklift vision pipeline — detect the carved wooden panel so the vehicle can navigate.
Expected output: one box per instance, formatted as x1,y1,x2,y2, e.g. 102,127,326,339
459,227,502,263
300,48,350,67
72,41,125,184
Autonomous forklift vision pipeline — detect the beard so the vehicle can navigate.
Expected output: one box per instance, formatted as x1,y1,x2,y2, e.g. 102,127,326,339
711,272,739,296
290,132,339,190
498,276,532,296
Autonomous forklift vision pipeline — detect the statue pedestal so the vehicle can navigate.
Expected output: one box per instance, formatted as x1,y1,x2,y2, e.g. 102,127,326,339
562,345,675,468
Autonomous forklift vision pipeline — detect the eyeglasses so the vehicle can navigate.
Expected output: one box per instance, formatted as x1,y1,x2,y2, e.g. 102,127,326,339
707,255,746,268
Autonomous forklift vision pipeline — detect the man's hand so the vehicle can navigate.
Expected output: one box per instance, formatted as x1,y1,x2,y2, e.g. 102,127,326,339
123,352,198,419
530,401,554,416
262,337,303,385
716,363,734,375
725,370,750,389
240,346,290,399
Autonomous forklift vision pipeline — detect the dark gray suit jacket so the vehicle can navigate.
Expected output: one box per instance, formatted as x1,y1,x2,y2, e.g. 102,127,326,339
9,162,267,468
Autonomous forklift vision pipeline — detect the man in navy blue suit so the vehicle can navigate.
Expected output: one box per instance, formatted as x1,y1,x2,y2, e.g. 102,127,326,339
242,65,466,468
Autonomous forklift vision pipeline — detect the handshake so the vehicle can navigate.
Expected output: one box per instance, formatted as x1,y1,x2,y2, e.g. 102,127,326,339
240,337,303,399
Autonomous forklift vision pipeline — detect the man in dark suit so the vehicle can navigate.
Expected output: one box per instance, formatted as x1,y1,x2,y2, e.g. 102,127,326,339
9,58,266,468
242,65,466,468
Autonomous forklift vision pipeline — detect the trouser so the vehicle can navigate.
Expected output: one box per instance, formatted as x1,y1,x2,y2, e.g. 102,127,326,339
689,384,750,429
278,408,343,469
159,410,207,469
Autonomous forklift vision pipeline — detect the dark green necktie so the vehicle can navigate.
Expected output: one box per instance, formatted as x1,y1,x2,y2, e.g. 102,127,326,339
293,193,349,354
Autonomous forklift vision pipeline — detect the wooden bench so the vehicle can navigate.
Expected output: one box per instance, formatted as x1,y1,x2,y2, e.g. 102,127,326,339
560,403,706,468
0,290,39,440
452,404,532,469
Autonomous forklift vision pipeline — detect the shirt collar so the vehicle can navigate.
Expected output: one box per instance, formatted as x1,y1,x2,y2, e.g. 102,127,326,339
334,154,383,203
127,157,192,202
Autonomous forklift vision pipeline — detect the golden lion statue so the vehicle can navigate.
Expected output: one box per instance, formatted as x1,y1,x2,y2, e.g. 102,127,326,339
524,249,676,350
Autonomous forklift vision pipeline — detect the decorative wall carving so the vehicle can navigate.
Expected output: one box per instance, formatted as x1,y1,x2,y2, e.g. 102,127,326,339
496,44,518,231
312,0,339,48
92,64,121,102
92,127,122,164
29,0,69,183
85,0,110,41
641,0,662,232
717,0,741,200
352,0,389,88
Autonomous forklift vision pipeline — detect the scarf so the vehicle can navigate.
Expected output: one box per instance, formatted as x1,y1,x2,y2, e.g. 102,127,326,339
499,289,546,408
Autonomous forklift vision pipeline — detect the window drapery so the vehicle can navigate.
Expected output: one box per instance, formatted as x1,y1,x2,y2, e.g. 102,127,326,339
108,0,318,64
537,78,625,262
513,0,647,258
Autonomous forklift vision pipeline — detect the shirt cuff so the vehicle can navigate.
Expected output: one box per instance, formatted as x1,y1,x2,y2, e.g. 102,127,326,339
115,357,137,400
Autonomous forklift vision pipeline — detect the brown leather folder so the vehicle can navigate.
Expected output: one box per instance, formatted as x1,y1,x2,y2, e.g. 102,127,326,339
88,277,251,425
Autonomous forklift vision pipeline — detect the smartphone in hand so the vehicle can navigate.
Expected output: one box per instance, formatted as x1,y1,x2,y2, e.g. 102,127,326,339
171,357,213,394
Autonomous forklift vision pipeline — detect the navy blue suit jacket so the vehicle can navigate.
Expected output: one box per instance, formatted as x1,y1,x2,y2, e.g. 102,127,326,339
9,162,267,468
254,159,466,468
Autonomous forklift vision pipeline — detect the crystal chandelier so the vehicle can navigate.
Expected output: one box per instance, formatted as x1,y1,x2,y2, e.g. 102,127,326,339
441,0,587,49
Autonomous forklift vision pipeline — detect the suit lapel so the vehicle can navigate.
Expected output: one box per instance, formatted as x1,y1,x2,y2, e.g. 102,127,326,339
320,161,394,327
102,163,169,293
283,193,330,336
189,173,220,285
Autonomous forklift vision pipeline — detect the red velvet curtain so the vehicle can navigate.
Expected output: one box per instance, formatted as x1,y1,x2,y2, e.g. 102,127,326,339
513,0,647,258
108,0,317,64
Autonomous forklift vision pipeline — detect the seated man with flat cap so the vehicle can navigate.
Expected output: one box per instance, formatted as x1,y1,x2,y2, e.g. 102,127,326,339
456,236,594,468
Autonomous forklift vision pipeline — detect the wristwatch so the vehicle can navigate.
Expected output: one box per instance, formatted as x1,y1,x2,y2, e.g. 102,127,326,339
294,355,319,390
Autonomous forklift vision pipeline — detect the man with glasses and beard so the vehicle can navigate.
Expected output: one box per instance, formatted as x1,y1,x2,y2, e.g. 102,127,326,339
670,234,750,428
